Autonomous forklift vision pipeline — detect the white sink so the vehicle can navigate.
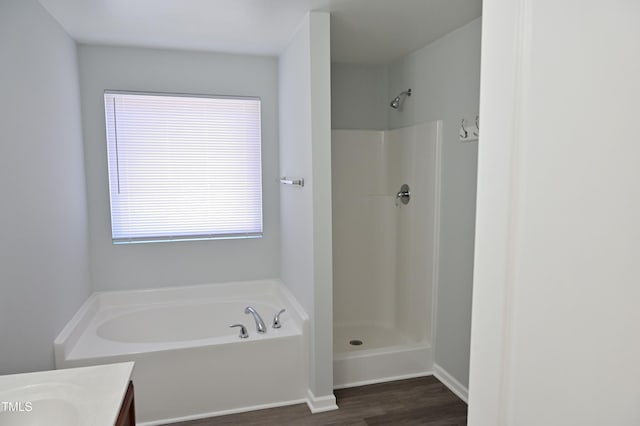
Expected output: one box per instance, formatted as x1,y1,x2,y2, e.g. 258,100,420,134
0,363,134,426
0,383,86,426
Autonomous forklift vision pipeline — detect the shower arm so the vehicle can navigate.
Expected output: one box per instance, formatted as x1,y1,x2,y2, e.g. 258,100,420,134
390,88,412,109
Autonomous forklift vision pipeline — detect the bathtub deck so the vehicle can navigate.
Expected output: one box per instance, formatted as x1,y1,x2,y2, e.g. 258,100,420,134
164,376,467,425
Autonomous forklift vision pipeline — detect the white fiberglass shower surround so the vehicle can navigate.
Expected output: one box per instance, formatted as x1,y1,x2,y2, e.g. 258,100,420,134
332,121,442,387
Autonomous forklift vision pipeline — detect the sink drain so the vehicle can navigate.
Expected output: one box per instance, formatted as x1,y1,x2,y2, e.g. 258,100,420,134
349,339,363,346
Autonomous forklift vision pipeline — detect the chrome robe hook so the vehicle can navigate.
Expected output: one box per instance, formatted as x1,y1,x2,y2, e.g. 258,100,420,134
459,119,468,138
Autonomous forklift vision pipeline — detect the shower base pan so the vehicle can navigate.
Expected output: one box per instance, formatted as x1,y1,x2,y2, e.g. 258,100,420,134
333,324,433,389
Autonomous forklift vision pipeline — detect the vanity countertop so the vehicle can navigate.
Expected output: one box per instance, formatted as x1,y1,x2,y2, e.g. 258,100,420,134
0,362,134,426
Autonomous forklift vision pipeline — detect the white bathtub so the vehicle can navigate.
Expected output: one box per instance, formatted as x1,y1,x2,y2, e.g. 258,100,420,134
54,280,308,425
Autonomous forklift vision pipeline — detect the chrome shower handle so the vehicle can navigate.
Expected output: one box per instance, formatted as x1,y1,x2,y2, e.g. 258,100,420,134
395,184,410,206
272,309,286,329
230,324,249,339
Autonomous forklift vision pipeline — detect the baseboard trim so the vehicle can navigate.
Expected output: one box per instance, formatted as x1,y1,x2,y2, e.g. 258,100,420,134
306,388,339,413
433,363,468,403
138,398,308,425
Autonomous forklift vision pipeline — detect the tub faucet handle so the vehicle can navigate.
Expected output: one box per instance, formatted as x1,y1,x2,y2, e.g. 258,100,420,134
230,324,249,339
273,309,286,329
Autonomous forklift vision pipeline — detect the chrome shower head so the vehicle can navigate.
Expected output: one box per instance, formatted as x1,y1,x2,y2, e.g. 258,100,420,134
390,88,411,109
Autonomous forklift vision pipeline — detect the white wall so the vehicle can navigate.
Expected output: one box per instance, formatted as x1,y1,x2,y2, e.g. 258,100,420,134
387,18,481,388
469,1,640,424
331,63,388,130
279,12,335,401
77,45,280,291
0,0,92,374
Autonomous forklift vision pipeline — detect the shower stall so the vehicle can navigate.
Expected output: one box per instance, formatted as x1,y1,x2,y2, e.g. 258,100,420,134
332,120,442,387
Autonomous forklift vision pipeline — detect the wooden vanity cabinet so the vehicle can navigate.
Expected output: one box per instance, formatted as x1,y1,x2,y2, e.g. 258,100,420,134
115,381,136,426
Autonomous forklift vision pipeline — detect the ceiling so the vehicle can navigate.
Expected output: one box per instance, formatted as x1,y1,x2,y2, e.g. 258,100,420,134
38,0,482,64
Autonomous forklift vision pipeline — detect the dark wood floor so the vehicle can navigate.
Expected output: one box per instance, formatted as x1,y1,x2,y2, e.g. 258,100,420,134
167,376,467,426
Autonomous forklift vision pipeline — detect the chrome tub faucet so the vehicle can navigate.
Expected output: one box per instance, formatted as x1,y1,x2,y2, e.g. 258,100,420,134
245,306,266,333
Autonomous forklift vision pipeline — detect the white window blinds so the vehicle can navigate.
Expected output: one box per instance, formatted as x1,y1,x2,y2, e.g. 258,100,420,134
104,91,263,244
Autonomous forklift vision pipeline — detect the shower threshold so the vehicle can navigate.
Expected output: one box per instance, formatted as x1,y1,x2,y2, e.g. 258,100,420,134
333,324,433,389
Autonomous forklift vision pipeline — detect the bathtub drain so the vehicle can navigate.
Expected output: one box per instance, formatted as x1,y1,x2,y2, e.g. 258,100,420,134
349,339,363,346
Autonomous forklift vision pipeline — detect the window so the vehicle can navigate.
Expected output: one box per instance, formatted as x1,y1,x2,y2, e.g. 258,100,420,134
104,91,263,244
